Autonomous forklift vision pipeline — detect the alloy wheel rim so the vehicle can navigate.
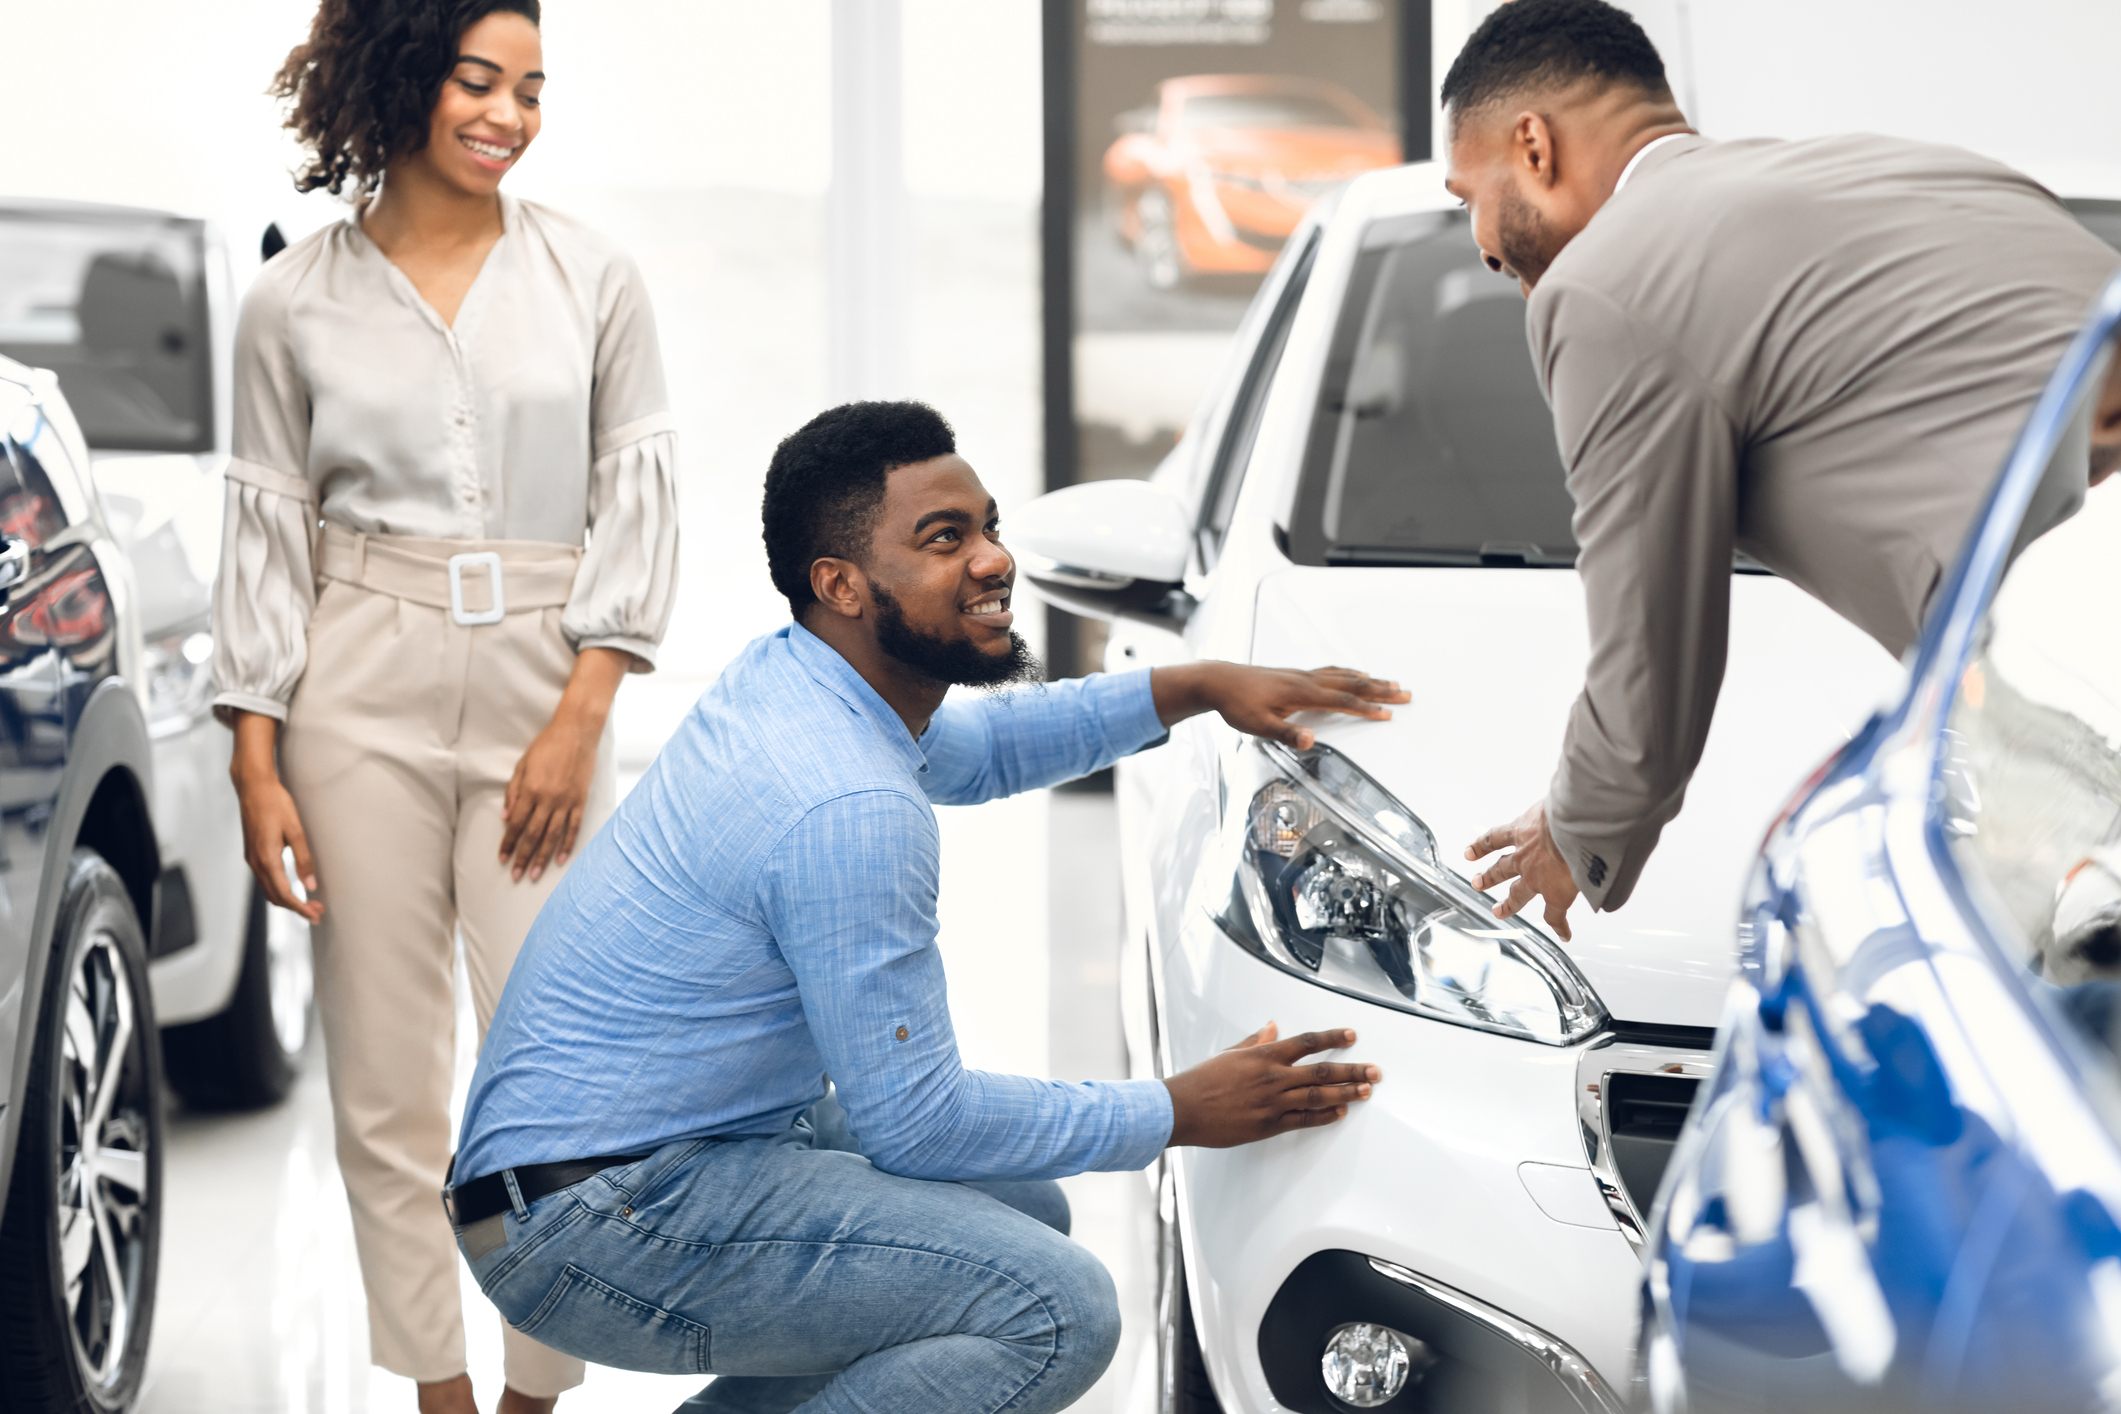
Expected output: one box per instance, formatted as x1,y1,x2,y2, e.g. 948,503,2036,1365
1139,192,1181,290
264,905,313,1056
56,931,150,1392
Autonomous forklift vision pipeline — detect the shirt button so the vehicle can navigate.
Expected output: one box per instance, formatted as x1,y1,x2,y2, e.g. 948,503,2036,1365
895,1026,909,1042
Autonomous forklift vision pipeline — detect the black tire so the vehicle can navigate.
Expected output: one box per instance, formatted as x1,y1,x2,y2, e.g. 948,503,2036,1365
1137,187,1187,292
1158,1164,1224,1414
162,884,311,1111
0,850,163,1413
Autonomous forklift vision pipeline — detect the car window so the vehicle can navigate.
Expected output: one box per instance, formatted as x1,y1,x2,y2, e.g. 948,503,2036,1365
1942,353,2121,1059
2067,198,2121,252
1286,202,2121,571
1197,230,1318,569
0,210,212,454
1284,211,1577,568
1181,94,1359,131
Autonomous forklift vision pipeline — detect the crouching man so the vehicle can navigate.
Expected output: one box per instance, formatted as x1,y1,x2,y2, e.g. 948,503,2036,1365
447,401,1405,1413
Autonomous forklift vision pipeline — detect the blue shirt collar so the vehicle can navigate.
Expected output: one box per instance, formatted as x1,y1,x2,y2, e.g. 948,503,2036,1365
783,621,932,775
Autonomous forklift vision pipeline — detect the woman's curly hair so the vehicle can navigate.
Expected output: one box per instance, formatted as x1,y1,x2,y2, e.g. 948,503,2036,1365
273,0,540,198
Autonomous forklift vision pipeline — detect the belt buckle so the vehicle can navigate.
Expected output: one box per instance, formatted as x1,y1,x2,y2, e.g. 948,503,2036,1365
448,551,506,626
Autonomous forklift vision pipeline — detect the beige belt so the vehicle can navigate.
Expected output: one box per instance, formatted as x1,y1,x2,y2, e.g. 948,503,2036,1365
316,523,580,625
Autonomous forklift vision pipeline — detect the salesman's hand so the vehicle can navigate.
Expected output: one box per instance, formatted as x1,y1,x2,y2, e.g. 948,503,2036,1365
1163,1022,1380,1147
1151,662,1409,748
1466,800,1580,941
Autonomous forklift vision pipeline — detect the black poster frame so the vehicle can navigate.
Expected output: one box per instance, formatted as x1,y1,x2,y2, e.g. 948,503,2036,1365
1038,0,1431,693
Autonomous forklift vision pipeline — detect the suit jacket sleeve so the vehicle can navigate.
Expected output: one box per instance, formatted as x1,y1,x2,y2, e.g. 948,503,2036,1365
1529,277,1741,911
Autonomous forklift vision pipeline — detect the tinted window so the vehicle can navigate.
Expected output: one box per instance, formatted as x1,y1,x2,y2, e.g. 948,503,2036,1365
1286,211,1574,567
2067,198,2121,253
1182,94,1361,131
0,209,212,453
1287,201,2121,571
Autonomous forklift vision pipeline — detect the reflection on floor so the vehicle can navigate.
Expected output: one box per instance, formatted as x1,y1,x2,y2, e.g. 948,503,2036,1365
139,793,1148,1413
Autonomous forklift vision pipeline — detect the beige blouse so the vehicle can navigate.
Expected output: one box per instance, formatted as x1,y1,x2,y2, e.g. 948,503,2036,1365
211,195,679,721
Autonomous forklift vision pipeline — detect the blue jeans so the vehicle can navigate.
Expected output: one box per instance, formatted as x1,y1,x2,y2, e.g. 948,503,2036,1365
457,1101,1120,1413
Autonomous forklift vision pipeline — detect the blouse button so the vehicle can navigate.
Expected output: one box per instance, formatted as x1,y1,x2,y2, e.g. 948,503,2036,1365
894,1026,909,1042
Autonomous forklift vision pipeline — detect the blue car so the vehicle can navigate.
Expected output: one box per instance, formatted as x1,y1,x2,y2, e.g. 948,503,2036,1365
1640,268,2121,1413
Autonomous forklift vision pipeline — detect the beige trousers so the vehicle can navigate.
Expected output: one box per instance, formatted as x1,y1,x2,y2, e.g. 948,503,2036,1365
282,531,615,1395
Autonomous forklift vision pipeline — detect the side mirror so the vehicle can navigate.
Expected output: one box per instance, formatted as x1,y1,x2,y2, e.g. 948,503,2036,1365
1011,479,1195,630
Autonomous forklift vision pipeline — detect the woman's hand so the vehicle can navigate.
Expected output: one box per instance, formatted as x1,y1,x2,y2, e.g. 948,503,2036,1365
500,647,631,882
229,710,323,923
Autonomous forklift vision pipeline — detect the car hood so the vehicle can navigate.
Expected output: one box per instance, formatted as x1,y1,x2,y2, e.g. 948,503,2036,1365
1247,566,1906,1027
88,451,222,637
1186,126,1399,176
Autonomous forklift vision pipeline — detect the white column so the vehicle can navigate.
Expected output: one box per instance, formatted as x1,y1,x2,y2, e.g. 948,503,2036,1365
828,0,911,403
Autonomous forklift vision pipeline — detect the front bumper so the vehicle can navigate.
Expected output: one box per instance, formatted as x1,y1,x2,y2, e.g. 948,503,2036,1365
1161,906,1647,1410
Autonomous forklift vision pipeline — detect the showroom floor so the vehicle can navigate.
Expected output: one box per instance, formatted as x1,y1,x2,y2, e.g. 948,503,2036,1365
137,793,1153,1414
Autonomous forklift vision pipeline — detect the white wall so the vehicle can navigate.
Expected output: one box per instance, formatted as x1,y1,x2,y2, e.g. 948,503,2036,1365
1430,0,2121,174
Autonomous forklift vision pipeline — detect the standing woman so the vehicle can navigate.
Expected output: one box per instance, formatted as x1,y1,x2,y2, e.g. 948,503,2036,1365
212,2,677,1411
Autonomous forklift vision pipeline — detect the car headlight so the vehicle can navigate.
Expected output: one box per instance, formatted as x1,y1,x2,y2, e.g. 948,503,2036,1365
143,624,215,732
1208,740,1606,1045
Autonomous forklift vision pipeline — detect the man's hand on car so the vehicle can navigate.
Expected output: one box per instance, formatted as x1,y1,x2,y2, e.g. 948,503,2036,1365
1151,662,1410,748
1163,1022,1380,1147
1466,799,1580,941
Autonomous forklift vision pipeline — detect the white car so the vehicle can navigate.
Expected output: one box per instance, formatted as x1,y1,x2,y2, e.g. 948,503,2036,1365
0,198,312,1109
1016,161,1949,1412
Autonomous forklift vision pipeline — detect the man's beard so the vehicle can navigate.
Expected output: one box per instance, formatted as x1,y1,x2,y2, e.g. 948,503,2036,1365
1496,183,1565,290
871,583,1043,688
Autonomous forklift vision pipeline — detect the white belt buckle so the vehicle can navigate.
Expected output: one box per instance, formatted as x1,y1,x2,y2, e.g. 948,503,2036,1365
448,551,506,626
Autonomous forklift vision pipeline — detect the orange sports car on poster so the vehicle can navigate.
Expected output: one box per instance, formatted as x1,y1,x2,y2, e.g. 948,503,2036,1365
1104,74,1401,289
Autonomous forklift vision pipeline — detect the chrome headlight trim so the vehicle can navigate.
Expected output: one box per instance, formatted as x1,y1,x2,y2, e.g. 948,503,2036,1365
1366,1258,1626,1414
1206,739,1608,1046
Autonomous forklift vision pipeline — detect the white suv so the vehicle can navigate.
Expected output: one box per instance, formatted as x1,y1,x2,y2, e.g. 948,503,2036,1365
1015,161,1914,1412
0,198,312,1110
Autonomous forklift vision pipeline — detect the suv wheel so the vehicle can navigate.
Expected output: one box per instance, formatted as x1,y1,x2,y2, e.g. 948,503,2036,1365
1137,188,1187,292
0,851,162,1412
163,884,312,1109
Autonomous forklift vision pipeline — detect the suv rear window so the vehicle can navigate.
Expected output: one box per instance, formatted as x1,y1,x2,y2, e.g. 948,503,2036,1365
0,208,213,455
1287,201,2121,570
1285,210,1576,567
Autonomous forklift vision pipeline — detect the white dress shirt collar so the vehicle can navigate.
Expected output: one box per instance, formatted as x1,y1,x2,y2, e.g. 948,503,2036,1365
1613,132,1690,196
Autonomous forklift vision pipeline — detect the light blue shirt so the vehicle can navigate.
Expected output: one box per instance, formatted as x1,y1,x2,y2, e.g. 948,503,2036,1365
456,622,1177,1183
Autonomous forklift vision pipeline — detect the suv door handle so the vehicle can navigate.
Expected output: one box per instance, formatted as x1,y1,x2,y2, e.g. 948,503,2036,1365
0,537,28,592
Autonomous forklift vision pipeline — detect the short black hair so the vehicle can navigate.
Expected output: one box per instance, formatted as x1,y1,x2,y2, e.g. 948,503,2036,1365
1440,0,1669,124
761,401,958,619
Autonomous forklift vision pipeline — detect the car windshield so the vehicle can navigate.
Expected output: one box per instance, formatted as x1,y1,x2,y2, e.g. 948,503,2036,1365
2069,198,2121,255
1943,370,2121,1052
1288,200,2121,570
1286,210,1575,567
1181,94,1359,131
0,208,212,454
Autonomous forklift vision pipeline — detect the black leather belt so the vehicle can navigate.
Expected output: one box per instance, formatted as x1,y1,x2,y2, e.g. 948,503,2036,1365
444,1153,651,1227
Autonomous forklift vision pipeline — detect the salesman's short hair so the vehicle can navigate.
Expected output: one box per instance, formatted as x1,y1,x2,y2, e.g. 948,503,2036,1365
1440,0,1671,125
762,401,958,619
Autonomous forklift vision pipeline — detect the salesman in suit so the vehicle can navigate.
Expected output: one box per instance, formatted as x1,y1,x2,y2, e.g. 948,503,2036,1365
1447,0,2121,938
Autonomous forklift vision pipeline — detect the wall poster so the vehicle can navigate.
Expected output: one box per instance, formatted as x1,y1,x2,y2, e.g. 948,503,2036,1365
1041,0,1430,687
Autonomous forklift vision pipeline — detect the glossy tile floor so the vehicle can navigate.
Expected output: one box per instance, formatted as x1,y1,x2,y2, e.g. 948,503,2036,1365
138,793,1151,1414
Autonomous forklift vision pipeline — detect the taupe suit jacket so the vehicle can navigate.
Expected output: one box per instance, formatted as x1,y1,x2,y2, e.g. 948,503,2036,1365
1530,134,2117,910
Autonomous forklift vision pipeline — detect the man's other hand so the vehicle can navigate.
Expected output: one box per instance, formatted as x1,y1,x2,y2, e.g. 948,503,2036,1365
1163,1022,1380,1147
1466,800,1581,941
1151,662,1410,749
